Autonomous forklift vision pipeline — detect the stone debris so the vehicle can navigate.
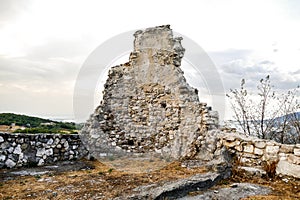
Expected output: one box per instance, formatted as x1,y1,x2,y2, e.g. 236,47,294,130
238,166,266,177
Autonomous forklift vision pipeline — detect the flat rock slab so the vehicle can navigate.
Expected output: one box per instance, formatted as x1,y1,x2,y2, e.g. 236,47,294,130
118,172,227,200
178,183,271,200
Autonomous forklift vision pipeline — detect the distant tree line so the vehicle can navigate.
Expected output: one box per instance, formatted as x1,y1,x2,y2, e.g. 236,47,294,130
0,113,53,127
0,113,78,134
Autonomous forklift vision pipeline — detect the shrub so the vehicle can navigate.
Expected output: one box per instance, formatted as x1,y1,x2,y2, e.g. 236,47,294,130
263,160,278,178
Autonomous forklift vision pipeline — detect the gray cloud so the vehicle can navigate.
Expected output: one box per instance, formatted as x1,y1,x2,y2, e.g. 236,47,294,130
293,69,300,75
0,54,79,118
208,49,252,66
207,49,300,92
0,55,79,84
26,37,94,60
221,60,274,76
259,60,274,65
218,59,299,91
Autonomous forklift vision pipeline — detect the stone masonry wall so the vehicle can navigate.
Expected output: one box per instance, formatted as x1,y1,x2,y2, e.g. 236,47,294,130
80,25,219,160
0,132,87,168
220,131,300,178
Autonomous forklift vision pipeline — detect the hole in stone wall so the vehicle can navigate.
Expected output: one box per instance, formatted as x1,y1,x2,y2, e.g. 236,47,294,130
128,140,134,146
160,101,167,108
141,117,147,122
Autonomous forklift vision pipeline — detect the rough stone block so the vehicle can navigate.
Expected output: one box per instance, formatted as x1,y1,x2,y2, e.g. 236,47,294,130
13,145,22,155
0,155,6,162
294,148,300,156
240,157,252,165
238,166,266,177
287,154,300,165
47,138,54,145
234,145,243,152
0,136,4,143
262,154,278,161
37,159,44,166
266,145,279,154
5,159,16,168
8,147,14,153
36,148,46,157
276,160,300,178
224,135,236,142
224,141,236,148
45,149,53,156
279,144,294,153
254,141,266,149
244,145,254,153
278,153,287,161
243,153,258,158
254,148,264,155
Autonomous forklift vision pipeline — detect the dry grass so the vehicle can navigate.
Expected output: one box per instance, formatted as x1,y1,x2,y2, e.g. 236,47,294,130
0,159,206,200
1,158,300,199
262,160,279,179
224,165,300,199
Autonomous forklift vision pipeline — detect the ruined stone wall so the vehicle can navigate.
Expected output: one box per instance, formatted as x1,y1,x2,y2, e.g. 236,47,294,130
0,132,87,168
220,131,300,178
80,25,219,160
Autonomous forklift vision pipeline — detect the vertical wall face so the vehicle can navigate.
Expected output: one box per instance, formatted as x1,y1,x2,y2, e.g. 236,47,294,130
80,25,219,160
0,133,87,168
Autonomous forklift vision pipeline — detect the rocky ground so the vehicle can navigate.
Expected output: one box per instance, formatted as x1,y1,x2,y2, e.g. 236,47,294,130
0,159,299,199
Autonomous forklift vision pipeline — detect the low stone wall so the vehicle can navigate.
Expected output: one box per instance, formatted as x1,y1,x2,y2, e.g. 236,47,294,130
0,132,87,168
221,132,300,178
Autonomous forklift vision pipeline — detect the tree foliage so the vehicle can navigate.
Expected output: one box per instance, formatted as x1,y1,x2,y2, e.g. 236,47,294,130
0,113,77,134
0,113,52,127
227,75,300,143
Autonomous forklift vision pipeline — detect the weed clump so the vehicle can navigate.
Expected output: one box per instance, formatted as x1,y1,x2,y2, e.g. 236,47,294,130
263,160,278,178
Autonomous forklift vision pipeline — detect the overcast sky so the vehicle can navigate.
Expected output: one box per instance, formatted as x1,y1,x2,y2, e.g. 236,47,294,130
0,0,299,121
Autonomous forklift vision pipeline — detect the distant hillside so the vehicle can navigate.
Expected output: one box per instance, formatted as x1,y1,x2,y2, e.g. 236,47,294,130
0,113,77,134
225,112,300,144
274,112,300,123
0,113,53,127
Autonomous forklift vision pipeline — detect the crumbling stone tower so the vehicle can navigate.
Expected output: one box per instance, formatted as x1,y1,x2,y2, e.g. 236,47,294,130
80,25,218,160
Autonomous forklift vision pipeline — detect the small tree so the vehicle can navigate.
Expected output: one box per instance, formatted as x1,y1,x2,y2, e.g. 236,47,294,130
227,75,299,143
